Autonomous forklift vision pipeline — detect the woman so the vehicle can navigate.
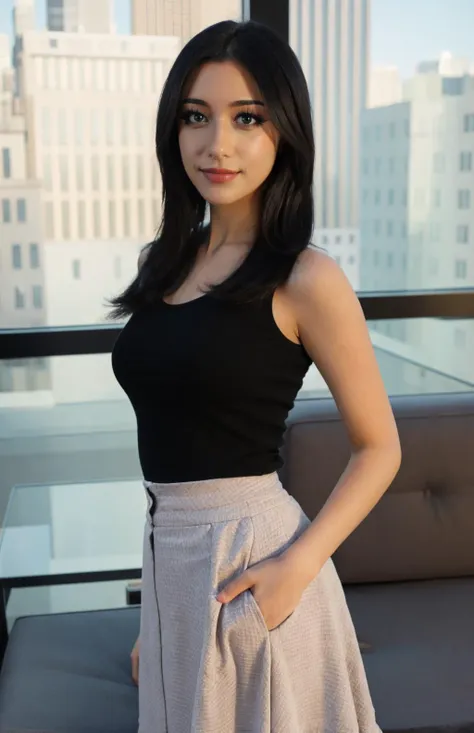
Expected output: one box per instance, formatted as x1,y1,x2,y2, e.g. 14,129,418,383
109,19,401,733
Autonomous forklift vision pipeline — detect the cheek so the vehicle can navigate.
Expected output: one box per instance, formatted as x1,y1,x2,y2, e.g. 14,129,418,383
244,136,278,177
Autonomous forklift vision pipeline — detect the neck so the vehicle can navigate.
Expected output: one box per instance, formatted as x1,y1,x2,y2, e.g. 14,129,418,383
206,196,259,255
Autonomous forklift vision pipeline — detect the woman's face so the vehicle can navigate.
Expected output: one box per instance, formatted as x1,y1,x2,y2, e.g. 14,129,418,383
178,61,279,207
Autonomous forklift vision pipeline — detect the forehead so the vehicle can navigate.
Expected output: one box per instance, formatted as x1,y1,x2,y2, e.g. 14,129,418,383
183,61,262,103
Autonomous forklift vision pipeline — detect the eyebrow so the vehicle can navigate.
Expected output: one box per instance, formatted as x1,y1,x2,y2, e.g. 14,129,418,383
182,97,265,108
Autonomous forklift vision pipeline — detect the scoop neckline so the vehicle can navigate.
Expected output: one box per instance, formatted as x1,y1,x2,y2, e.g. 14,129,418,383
161,293,209,307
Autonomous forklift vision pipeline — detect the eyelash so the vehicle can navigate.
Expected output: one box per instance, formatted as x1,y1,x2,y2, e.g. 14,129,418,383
179,108,266,128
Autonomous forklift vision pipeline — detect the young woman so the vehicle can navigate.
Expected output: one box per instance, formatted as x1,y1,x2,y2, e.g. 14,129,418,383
109,19,401,733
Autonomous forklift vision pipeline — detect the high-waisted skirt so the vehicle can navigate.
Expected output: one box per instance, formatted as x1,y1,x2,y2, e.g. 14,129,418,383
138,471,382,733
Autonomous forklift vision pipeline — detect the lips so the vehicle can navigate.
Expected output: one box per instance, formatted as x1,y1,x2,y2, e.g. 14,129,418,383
199,168,240,184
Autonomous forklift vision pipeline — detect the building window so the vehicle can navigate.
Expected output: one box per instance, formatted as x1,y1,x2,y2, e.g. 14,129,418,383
455,260,467,279
72,259,81,279
12,243,22,269
109,200,116,237
348,255,355,265
14,287,25,309
123,200,131,236
362,159,369,175
349,234,355,244
432,189,442,208
62,201,70,238
430,223,441,241
122,155,130,190
2,148,11,178
401,222,407,238
402,189,408,206
335,235,341,244
375,125,381,141
458,189,471,209
93,201,101,237
389,122,396,139
78,201,86,238
30,243,40,267
2,198,11,222
460,152,473,171
456,224,469,244
32,285,43,309
17,198,27,222
373,250,379,266
389,158,395,175
45,201,54,238
388,189,395,205
433,152,444,173
374,158,381,175
76,155,84,190
374,190,381,205
387,252,393,267
463,113,474,132
386,221,393,237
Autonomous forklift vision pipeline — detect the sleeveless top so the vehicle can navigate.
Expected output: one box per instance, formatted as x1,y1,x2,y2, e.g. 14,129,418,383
111,291,312,483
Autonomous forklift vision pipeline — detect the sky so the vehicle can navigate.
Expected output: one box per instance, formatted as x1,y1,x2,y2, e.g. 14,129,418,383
0,0,473,80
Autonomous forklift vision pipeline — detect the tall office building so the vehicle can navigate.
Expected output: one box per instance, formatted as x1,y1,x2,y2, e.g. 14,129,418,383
290,0,370,229
18,30,180,242
13,0,36,36
131,0,241,44
369,66,402,109
47,0,113,34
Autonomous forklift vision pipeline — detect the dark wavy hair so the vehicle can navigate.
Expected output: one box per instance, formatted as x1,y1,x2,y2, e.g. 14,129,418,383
106,19,314,320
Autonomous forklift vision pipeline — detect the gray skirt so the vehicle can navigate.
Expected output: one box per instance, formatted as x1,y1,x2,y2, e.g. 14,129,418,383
138,471,382,733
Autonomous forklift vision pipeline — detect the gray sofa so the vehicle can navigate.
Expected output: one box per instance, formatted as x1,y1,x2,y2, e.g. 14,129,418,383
0,392,473,733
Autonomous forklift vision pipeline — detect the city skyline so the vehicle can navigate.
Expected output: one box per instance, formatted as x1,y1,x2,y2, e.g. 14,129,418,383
0,0,473,79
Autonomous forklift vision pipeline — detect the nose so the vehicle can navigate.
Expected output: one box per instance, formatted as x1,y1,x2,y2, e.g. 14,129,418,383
207,117,233,161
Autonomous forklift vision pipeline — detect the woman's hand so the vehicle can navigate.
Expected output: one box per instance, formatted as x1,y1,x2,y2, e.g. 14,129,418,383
216,553,311,631
131,636,140,686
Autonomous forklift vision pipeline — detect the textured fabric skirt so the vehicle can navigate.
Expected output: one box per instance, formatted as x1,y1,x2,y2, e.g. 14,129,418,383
138,471,382,733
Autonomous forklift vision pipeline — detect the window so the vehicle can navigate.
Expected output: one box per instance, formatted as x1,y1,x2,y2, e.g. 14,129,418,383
432,189,441,208
362,159,369,175
2,148,11,178
123,200,131,236
2,198,11,222
387,252,393,267
458,190,471,209
72,259,81,279
137,156,144,189
463,113,474,132
14,287,25,309
374,158,381,175
386,221,393,237
78,201,86,238
62,201,70,238
375,125,381,141
374,190,381,205
455,260,467,279
373,250,379,266
76,155,84,190
389,122,396,139
32,285,43,309
373,220,380,235
12,243,22,269
388,189,395,205
348,255,355,265
433,152,444,173
109,201,116,237
401,222,407,238
92,155,100,190
457,225,469,244
460,152,473,171
335,235,341,244
93,201,101,237
388,158,395,175
30,243,40,268
45,201,54,238
122,155,130,190
430,223,440,241
402,189,408,206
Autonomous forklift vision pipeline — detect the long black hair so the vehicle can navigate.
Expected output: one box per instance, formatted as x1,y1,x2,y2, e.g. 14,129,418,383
106,19,314,320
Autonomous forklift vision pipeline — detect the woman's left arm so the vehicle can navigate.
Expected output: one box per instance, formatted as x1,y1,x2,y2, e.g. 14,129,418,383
282,248,402,585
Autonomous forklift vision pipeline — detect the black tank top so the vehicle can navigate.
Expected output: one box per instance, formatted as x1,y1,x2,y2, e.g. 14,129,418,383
111,292,312,482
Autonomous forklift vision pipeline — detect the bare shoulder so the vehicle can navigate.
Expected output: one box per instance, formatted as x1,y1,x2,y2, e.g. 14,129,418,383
284,243,354,310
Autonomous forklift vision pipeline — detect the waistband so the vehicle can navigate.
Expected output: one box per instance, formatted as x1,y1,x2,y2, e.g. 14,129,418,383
143,471,291,526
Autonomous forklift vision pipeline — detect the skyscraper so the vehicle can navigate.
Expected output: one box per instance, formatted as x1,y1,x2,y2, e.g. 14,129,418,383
290,0,370,229
46,0,112,34
131,0,241,44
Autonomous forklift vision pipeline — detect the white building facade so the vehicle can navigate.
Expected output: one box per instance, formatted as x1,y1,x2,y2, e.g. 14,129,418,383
18,30,180,244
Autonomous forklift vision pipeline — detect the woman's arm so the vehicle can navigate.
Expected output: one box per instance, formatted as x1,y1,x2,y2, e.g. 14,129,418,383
282,247,402,583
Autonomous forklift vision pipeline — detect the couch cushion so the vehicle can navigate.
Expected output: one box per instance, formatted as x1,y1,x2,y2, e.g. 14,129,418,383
0,607,139,733
347,576,474,733
281,393,474,583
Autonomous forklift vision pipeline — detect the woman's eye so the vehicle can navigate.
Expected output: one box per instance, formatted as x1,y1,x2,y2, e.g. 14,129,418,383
181,110,206,125
236,112,265,127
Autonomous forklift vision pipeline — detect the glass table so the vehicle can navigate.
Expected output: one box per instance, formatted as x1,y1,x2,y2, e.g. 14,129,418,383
0,478,147,662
